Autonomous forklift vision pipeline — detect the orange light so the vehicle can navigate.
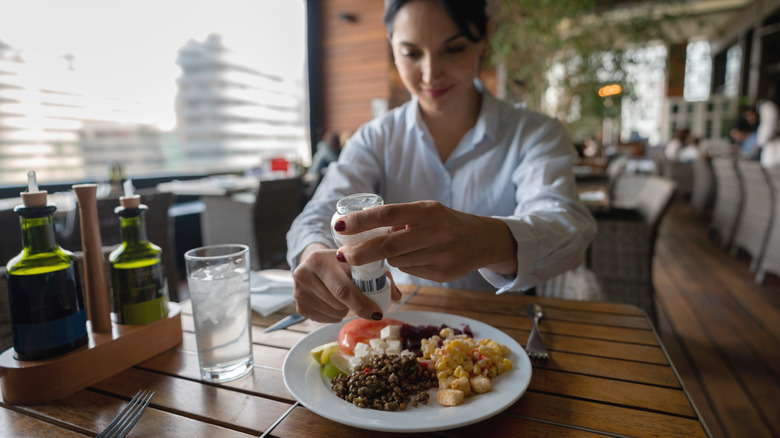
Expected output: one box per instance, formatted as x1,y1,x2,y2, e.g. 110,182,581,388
598,84,622,97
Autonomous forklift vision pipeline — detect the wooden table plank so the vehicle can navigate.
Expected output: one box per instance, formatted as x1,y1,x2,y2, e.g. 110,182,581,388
511,391,707,438
401,303,659,345
501,328,669,364
529,350,680,388
415,286,645,316
90,368,291,435
407,293,651,329
271,406,606,438
529,369,695,417
137,350,295,402
0,407,89,437
436,414,610,438
1,388,256,437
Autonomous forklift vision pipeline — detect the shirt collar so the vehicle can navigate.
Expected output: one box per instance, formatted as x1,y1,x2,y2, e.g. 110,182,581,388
405,85,500,146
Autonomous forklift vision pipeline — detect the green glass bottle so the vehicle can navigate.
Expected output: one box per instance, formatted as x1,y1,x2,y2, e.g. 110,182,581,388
6,172,88,361
109,190,169,325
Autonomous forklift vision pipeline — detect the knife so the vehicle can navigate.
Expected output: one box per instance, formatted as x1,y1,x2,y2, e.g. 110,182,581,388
264,312,306,333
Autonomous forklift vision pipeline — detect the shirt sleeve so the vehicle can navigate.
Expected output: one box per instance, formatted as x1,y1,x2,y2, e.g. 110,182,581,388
478,118,597,293
286,123,386,270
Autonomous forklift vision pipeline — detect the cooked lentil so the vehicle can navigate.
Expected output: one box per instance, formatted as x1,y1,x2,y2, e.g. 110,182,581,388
330,354,436,411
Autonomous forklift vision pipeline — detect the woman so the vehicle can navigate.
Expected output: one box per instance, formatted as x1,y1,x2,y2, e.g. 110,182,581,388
286,0,595,323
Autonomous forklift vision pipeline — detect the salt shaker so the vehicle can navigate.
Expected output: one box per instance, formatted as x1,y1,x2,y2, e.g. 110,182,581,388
331,193,392,313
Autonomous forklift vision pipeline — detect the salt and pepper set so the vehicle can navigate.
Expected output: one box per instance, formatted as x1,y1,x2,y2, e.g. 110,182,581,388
4,170,168,362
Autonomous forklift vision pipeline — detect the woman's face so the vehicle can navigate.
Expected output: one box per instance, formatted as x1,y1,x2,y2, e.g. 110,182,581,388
389,0,485,116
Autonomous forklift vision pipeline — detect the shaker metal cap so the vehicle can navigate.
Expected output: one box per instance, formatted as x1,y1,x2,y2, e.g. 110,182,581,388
336,193,384,215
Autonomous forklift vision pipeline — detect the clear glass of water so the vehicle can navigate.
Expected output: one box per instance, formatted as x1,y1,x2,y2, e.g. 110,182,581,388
184,244,253,382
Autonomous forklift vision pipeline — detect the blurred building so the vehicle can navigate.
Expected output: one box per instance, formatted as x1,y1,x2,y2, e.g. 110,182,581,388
79,121,166,178
0,39,166,185
174,34,309,172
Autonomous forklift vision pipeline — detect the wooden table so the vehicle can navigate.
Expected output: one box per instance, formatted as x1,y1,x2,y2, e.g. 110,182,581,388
0,285,710,437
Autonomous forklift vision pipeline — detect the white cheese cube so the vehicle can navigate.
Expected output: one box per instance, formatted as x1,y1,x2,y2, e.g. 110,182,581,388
369,338,388,352
380,325,401,340
353,342,370,360
385,339,402,355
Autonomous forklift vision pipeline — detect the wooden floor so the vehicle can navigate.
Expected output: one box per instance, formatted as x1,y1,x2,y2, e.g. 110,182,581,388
653,200,780,438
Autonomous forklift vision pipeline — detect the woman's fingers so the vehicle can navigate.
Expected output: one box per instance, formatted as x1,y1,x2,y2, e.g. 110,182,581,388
340,226,429,266
335,201,431,234
293,247,385,322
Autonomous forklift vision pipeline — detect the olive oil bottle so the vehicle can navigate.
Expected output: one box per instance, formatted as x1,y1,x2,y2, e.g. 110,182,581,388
109,180,169,324
6,171,88,361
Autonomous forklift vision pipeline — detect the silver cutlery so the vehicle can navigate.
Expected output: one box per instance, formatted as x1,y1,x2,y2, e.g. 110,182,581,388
525,304,549,360
264,312,306,333
97,389,154,438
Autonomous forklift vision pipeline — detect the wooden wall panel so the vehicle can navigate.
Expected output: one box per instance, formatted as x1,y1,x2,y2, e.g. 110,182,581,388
321,0,390,135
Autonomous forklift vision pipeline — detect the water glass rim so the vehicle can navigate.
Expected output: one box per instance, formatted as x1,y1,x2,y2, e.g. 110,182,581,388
184,244,249,261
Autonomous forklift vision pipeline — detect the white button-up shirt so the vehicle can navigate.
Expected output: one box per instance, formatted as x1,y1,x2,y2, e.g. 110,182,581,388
287,89,596,293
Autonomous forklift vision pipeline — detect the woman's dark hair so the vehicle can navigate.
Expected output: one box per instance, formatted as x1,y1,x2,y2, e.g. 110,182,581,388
384,0,488,43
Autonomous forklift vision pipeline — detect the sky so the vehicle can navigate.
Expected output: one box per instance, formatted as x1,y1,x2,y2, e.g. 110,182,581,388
0,0,307,130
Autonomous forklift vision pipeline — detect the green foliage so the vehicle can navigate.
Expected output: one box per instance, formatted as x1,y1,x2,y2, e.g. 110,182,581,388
490,0,686,121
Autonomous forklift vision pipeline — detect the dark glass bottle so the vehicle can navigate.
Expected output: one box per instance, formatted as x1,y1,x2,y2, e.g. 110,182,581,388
6,204,88,361
109,199,169,325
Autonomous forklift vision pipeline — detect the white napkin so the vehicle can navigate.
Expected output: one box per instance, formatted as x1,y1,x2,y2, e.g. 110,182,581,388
579,190,607,202
249,269,295,317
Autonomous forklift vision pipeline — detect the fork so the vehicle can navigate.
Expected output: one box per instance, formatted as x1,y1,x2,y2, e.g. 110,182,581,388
96,390,154,438
525,304,549,360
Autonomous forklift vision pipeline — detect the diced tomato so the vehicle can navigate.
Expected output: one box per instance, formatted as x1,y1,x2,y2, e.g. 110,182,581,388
418,359,435,370
338,318,402,355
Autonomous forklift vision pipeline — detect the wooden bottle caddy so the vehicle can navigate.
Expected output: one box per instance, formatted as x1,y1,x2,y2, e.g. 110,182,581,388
0,304,182,405
0,184,182,405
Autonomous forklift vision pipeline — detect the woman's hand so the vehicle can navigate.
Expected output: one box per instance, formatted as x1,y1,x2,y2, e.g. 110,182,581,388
334,201,518,282
292,243,402,322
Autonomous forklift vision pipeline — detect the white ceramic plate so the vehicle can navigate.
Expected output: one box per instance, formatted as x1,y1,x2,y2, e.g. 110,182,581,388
282,310,532,433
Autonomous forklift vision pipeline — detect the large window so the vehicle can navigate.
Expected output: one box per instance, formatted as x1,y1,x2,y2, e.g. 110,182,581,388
684,40,712,102
0,0,308,186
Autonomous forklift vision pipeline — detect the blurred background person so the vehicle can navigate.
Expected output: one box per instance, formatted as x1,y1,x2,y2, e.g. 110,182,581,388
679,134,701,163
308,131,343,176
730,117,758,158
757,84,779,158
665,128,690,161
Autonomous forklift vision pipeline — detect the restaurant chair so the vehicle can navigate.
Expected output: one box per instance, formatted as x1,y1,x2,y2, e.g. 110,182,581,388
756,166,780,284
0,267,12,353
0,208,22,267
663,160,693,200
710,157,743,249
690,155,715,216
200,194,259,269
589,175,676,325
253,176,303,270
535,263,606,301
730,161,772,272
201,176,303,271
604,155,628,195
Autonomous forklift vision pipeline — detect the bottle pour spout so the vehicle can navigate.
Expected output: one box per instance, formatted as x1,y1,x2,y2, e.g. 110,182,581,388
20,170,48,208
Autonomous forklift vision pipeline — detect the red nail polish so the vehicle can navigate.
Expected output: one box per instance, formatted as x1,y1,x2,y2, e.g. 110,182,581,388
336,252,346,263
334,220,346,232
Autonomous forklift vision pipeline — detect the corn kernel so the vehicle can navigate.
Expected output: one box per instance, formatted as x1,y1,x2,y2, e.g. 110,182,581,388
501,358,512,371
